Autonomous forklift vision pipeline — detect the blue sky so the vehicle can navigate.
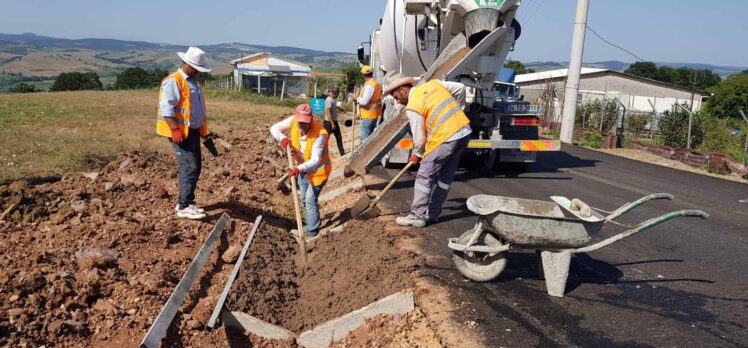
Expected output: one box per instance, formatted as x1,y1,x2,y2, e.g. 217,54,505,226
1,0,745,66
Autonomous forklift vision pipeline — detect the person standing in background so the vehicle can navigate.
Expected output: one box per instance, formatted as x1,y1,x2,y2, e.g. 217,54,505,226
324,86,345,155
356,65,383,141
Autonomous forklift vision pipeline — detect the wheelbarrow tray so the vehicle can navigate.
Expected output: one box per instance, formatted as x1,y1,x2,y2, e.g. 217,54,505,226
467,195,605,248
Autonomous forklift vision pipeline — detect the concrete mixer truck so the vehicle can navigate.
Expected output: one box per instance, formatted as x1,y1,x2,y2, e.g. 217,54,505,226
345,0,560,176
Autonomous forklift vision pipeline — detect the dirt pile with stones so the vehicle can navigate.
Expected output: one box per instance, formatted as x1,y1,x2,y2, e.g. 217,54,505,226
0,128,296,347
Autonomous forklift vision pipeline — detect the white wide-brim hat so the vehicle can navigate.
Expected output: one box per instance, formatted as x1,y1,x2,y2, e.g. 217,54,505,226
177,46,212,72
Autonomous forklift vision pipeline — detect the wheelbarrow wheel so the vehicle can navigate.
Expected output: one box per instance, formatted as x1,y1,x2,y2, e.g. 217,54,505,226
452,229,507,282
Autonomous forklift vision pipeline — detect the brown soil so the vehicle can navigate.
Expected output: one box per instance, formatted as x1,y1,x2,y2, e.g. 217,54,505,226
227,218,421,333
0,114,478,347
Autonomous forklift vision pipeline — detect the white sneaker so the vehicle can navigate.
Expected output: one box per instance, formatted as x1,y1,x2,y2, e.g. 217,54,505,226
175,204,205,213
176,205,206,220
395,214,426,228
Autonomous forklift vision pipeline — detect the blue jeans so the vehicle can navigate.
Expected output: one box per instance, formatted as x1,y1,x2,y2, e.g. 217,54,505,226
170,130,202,209
298,175,326,236
360,118,378,141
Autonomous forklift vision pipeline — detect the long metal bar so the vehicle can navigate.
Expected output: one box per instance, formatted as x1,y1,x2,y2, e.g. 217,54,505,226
140,213,231,348
207,215,263,329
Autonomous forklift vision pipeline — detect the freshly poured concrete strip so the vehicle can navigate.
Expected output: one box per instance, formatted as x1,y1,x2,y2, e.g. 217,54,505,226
222,310,296,340
319,179,363,203
296,291,415,348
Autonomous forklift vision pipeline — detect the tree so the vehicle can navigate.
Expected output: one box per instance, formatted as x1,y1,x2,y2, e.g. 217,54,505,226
340,63,363,94
624,62,658,80
114,67,151,89
8,83,38,93
50,72,103,91
625,62,721,90
704,71,748,118
114,68,169,89
504,60,535,74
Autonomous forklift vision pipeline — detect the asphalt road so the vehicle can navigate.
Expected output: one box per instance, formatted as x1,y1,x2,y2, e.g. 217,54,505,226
371,145,747,347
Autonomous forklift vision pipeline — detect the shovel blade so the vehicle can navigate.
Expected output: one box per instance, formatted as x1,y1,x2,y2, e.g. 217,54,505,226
351,194,380,220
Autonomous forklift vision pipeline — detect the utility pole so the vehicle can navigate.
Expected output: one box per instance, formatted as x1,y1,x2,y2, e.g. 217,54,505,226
560,0,590,144
686,70,703,149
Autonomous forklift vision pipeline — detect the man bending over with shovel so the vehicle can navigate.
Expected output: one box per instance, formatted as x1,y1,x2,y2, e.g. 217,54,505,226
270,104,332,239
385,74,472,228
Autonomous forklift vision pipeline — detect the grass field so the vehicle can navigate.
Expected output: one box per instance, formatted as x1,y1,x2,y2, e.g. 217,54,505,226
0,89,295,184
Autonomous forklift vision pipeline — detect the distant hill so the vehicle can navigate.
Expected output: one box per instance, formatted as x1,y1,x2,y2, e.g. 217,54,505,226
0,32,357,89
524,60,747,78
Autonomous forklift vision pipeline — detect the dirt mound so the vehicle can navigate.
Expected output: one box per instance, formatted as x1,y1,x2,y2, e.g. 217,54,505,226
228,218,421,333
0,128,294,347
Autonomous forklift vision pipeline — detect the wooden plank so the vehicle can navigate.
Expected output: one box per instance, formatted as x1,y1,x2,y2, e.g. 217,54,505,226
140,213,230,348
207,215,263,329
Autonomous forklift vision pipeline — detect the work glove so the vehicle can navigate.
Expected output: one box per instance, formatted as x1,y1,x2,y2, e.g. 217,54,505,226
287,167,300,177
171,128,184,144
281,138,291,151
409,154,421,165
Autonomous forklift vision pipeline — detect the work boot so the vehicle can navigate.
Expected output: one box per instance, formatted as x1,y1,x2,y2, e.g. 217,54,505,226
395,214,426,228
176,205,206,220
289,229,317,242
175,204,205,213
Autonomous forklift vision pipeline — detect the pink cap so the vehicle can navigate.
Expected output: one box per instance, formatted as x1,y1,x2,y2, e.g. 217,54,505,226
294,104,313,123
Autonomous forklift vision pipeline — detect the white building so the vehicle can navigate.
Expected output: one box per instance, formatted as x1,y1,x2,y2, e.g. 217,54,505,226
231,53,311,97
515,68,711,114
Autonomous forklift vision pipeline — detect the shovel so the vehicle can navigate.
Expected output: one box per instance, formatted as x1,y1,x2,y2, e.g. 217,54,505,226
351,161,414,220
276,172,292,195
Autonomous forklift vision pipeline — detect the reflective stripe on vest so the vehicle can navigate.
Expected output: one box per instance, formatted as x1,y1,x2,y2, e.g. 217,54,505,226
359,80,383,119
290,119,332,186
155,71,208,138
405,80,470,156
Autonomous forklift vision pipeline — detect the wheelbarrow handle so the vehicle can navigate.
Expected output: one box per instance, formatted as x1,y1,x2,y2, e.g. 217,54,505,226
605,193,674,222
573,209,709,253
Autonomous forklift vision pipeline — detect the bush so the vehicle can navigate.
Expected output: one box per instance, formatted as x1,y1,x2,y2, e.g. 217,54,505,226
8,83,38,93
705,71,748,119
659,104,704,148
575,98,620,132
699,116,747,162
579,131,603,148
50,72,103,91
626,113,650,138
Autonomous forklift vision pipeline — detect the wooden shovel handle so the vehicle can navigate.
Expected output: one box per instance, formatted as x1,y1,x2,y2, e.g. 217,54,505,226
286,145,307,256
370,161,414,206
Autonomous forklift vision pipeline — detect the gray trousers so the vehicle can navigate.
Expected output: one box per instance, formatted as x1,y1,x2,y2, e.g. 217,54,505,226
411,135,469,220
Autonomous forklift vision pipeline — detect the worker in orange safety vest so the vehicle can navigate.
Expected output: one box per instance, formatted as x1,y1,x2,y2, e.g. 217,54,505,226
156,46,212,220
270,104,332,239
356,65,383,141
383,74,472,228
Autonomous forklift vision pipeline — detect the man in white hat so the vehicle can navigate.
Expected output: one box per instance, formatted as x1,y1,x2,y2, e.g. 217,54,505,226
384,74,473,227
156,46,212,220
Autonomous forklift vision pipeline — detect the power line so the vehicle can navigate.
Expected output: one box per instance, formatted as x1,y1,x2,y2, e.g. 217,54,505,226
586,25,646,62
524,0,547,25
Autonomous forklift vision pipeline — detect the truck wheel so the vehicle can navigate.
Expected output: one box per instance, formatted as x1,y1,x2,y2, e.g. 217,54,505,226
452,229,507,282
481,150,497,169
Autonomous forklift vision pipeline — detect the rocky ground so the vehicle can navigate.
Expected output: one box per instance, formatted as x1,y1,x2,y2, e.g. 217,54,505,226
0,122,469,347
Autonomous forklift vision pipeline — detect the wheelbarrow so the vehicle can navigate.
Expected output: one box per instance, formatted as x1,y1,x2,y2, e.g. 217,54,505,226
447,193,709,297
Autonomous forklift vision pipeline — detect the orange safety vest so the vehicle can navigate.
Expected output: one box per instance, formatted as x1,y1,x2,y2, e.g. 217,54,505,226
156,71,208,138
359,79,383,119
405,80,470,156
290,119,332,186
